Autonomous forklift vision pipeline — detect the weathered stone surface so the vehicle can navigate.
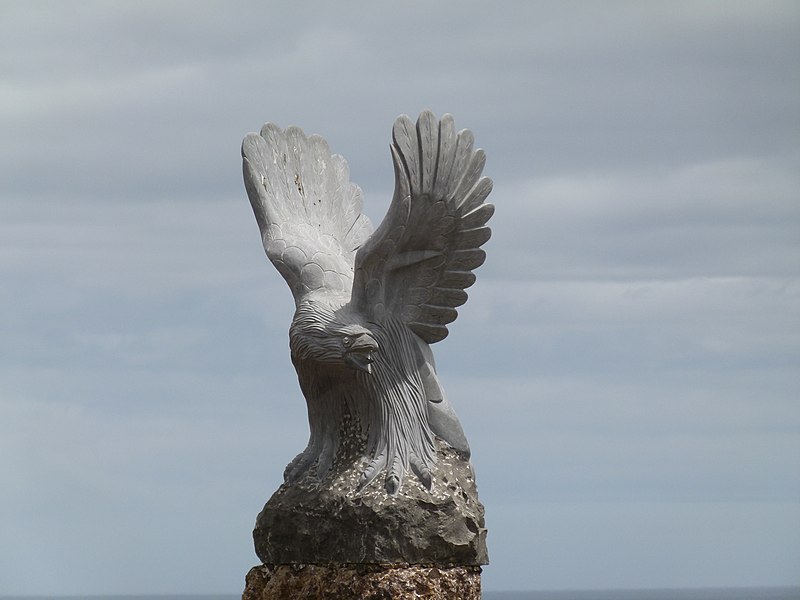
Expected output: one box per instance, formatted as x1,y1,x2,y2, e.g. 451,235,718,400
242,563,482,600
254,438,488,565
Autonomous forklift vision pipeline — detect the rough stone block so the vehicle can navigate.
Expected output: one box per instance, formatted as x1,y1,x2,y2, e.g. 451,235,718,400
242,563,482,600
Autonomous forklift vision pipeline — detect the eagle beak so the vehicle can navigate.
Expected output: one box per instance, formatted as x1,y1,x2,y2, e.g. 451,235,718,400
345,334,378,374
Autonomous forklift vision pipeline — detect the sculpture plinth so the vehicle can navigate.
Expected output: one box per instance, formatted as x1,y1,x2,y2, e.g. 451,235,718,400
255,439,487,566
243,564,482,600
240,111,492,598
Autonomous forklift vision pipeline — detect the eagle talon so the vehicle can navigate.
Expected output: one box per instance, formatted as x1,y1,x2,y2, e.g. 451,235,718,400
284,448,315,483
385,474,400,496
358,451,387,491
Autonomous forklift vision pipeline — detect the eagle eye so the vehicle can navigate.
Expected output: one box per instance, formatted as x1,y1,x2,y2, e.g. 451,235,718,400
342,335,353,348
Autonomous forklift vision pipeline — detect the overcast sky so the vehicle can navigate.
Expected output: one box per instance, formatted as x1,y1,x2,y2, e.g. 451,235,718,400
1,1,799,595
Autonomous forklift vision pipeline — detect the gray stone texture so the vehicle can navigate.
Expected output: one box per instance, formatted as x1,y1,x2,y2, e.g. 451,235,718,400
254,438,488,565
242,564,482,600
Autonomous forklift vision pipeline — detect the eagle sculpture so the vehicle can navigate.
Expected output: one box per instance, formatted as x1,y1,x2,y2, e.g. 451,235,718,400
242,110,493,496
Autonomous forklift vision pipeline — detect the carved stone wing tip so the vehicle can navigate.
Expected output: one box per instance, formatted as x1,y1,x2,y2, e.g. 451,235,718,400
353,111,494,344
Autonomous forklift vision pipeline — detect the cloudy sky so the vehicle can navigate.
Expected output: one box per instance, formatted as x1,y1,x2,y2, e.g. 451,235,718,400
1,1,799,595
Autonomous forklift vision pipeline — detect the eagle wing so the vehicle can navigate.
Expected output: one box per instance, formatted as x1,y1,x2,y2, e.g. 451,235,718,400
242,124,373,305
351,111,494,342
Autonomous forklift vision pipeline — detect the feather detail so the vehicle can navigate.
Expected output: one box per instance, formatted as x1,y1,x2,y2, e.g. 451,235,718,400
419,304,458,325
242,123,374,305
455,226,492,249
429,288,468,307
450,248,487,271
409,322,449,343
352,111,494,344
417,110,437,192
440,270,477,289
459,176,493,214
461,203,495,229
432,115,457,199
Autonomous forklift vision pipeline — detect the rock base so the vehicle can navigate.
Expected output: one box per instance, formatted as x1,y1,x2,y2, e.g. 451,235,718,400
242,564,482,600
254,439,488,565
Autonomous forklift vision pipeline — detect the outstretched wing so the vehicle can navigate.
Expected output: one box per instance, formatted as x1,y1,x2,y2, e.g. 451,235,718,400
242,124,373,305
351,111,494,343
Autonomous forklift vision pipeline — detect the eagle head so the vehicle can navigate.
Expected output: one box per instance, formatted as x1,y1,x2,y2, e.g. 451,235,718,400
289,300,378,374
340,328,378,374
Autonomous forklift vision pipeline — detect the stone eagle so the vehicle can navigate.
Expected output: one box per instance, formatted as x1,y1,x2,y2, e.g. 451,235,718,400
242,111,493,495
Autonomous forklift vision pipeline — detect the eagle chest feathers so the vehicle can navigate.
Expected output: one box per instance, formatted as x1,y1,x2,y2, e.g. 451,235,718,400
242,110,493,495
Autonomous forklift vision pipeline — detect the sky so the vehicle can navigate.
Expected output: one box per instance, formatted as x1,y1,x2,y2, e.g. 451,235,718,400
1,0,799,595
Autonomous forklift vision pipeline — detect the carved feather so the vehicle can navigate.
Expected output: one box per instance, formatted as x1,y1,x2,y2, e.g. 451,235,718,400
352,111,493,343
242,124,373,305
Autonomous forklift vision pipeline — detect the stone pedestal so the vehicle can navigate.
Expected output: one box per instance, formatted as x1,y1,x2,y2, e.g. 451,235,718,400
242,564,482,600
254,440,487,565
245,439,487,598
